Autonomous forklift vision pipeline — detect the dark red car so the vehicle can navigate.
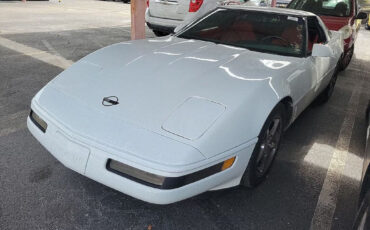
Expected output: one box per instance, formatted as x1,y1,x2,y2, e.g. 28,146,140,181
287,0,367,70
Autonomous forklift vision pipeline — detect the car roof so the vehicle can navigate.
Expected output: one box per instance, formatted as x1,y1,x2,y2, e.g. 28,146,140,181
220,5,316,17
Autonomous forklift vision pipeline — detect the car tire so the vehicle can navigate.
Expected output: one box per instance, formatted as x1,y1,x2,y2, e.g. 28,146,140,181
316,65,339,104
153,30,169,37
122,0,130,3
240,103,285,188
339,45,354,71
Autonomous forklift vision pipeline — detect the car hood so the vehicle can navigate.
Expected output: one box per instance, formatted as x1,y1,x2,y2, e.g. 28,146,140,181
38,36,302,157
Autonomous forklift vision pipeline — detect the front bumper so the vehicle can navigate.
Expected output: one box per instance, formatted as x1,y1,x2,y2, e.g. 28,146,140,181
28,103,256,204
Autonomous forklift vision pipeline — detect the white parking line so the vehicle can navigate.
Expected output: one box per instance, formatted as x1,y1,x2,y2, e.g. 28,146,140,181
0,110,29,137
310,72,364,229
0,36,73,69
41,40,73,68
0,123,27,138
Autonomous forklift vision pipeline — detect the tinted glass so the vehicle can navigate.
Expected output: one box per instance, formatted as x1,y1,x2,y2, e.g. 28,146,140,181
288,0,352,17
177,9,306,57
307,17,327,53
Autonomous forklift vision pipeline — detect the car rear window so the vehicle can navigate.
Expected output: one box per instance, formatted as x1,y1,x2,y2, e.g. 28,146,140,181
176,8,306,57
288,0,352,17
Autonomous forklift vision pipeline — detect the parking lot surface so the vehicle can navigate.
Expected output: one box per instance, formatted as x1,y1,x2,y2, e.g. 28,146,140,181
1,1,370,229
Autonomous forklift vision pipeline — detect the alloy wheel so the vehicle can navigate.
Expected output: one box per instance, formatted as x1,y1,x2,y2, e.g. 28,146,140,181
255,118,282,177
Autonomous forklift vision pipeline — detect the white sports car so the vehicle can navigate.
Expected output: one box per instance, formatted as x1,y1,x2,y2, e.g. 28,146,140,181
28,6,343,204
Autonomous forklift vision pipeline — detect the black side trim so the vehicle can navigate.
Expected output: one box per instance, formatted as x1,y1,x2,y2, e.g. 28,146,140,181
106,159,224,190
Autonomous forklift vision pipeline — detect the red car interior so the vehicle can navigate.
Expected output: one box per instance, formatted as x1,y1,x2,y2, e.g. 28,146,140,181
221,21,256,42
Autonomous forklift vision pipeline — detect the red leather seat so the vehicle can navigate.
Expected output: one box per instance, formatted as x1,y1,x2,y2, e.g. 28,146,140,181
281,26,301,45
271,26,302,48
220,21,256,43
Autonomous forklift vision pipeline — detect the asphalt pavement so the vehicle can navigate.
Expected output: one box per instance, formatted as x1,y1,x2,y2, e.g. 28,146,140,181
1,1,370,229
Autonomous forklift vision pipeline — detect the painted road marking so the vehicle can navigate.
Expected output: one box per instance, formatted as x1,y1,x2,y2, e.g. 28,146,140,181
0,37,73,137
0,110,29,137
0,36,73,69
41,40,73,69
310,72,364,229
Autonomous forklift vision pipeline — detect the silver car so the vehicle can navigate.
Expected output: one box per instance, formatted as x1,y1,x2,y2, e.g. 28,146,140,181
145,0,266,36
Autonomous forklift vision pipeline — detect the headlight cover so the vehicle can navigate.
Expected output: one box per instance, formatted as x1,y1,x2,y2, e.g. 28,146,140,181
30,110,48,133
106,156,236,189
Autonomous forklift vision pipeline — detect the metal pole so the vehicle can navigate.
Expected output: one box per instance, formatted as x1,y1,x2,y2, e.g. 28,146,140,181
271,0,277,7
131,0,146,40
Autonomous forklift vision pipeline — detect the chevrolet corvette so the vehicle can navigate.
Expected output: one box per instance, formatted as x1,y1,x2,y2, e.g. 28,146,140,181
28,6,343,204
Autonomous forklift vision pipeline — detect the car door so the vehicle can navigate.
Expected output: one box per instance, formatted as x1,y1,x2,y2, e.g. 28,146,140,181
307,16,336,96
286,17,317,119
289,59,317,119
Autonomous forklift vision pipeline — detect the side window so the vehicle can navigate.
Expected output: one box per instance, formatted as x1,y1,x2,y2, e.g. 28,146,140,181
307,17,327,54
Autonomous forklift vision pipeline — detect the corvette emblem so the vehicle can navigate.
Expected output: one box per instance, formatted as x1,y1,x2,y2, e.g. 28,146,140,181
102,96,119,106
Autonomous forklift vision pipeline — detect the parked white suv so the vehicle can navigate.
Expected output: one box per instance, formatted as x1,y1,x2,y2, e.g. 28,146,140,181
146,0,264,36
145,0,216,36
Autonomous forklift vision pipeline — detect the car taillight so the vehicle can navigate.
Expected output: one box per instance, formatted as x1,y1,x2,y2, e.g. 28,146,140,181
146,0,149,7
189,0,203,12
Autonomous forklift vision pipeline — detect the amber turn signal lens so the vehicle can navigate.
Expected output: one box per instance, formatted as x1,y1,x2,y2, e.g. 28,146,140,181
221,157,236,171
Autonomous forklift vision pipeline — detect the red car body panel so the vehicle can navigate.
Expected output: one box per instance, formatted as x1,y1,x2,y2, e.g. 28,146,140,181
320,15,352,31
287,0,362,54
319,15,360,51
316,0,362,53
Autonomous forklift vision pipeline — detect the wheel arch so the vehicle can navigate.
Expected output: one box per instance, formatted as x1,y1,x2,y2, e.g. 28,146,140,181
279,96,294,130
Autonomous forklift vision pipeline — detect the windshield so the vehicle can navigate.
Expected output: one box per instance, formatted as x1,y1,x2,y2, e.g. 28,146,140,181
288,0,352,17
176,9,306,57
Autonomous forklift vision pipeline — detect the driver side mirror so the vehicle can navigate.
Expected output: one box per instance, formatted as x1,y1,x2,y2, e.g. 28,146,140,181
356,12,368,20
312,44,334,57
